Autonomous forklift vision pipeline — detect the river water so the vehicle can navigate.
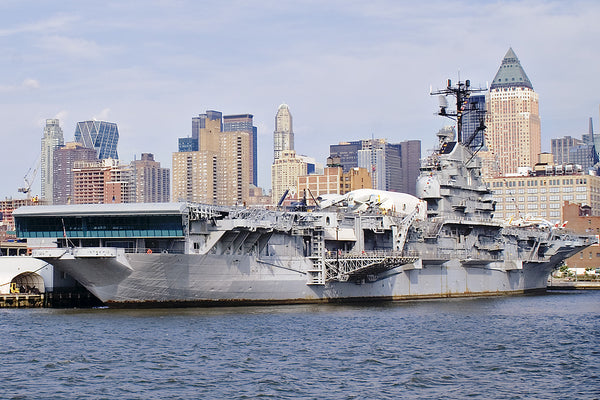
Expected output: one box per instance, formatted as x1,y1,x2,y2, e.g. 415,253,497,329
1,291,599,399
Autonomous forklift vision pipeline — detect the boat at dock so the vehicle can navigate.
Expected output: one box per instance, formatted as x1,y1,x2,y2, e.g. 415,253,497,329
13,80,593,307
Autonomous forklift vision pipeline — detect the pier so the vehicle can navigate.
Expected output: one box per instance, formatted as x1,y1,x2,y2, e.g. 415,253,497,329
0,291,103,308
0,293,44,307
547,277,600,290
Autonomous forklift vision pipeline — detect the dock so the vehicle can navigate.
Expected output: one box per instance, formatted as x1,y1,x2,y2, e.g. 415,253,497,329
0,291,103,308
0,293,44,307
547,278,600,290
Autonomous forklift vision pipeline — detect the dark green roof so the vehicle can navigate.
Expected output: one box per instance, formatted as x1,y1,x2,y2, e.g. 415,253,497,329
490,47,533,90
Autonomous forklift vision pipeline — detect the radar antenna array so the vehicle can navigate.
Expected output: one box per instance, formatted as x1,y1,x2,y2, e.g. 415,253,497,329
430,79,487,146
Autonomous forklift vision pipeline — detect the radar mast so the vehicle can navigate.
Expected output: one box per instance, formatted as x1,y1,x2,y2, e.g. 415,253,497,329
430,79,487,150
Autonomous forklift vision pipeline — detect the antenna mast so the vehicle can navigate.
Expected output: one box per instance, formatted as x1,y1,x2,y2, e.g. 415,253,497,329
430,79,487,144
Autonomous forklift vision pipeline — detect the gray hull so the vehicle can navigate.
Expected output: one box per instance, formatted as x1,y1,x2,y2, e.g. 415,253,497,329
39,250,555,306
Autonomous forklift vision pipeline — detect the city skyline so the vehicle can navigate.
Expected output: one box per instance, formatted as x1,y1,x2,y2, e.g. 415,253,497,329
1,1,599,199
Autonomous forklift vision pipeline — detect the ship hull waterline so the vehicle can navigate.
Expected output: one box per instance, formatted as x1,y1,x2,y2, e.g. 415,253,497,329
38,251,557,308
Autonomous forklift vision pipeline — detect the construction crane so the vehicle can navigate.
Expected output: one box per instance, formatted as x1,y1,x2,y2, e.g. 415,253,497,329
18,156,41,200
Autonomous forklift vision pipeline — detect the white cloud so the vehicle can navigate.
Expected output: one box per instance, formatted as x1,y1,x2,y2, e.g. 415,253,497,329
22,78,40,89
93,108,111,121
55,110,69,121
0,14,79,37
37,35,115,60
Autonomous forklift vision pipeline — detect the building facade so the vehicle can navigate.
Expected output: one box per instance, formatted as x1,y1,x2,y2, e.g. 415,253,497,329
72,159,132,204
53,142,99,205
480,48,541,178
487,163,600,225
297,166,371,206
562,202,600,270
551,136,584,165
273,104,294,160
461,94,486,151
173,110,251,205
271,150,307,204
217,131,250,206
329,139,420,195
223,114,258,186
130,153,170,203
74,120,119,160
172,151,216,203
40,119,64,203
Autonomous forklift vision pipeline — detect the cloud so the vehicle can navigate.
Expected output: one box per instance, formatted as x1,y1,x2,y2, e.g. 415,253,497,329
93,108,111,121
0,78,40,92
37,35,115,60
0,14,79,37
22,78,40,89
55,110,69,121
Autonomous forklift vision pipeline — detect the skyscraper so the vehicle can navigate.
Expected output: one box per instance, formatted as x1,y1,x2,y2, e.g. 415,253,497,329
130,153,170,203
481,48,541,177
40,119,64,203
53,142,98,205
329,139,421,195
271,150,307,203
173,110,251,205
223,114,258,186
273,104,294,160
72,159,132,204
74,120,119,160
461,94,486,151
552,136,583,165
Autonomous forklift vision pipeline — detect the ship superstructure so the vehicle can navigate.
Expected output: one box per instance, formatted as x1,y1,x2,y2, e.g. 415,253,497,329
14,80,592,307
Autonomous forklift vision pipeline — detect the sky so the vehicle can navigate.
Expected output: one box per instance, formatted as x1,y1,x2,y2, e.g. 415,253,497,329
1,0,599,200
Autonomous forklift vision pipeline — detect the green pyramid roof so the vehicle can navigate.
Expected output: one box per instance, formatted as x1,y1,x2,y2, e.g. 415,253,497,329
490,47,533,90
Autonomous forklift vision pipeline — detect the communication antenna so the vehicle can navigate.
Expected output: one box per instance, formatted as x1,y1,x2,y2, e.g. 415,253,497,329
430,78,486,144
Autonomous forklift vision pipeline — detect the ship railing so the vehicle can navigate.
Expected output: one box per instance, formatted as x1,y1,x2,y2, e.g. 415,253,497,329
325,249,415,259
418,249,503,261
124,248,185,255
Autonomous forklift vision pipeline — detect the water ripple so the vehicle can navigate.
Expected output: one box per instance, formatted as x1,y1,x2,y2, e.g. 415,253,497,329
1,292,599,399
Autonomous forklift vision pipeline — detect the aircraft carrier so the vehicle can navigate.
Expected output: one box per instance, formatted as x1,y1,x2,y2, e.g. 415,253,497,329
14,80,592,307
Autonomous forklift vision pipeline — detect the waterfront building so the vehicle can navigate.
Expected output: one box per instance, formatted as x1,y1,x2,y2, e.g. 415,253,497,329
130,153,170,203
74,120,119,160
0,198,43,237
486,154,600,225
273,104,294,160
72,159,132,204
329,139,420,195
173,110,251,205
53,142,98,205
562,201,600,270
40,119,64,204
479,48,541,178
